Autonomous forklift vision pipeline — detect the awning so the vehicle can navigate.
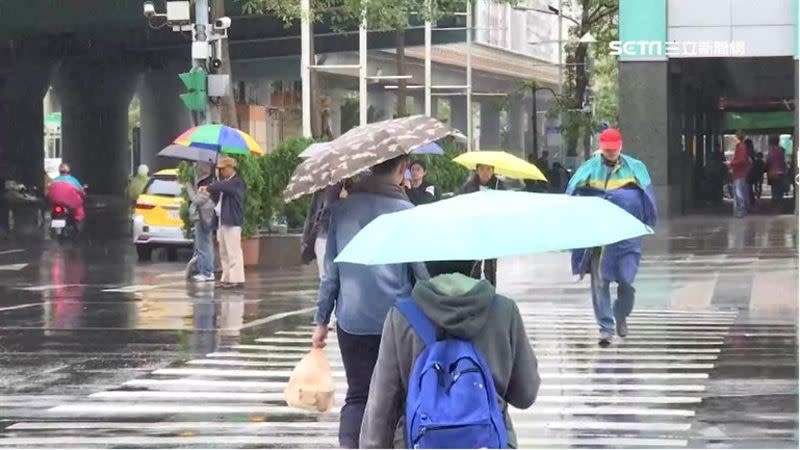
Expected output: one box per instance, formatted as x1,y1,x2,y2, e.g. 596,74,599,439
723,111,794,132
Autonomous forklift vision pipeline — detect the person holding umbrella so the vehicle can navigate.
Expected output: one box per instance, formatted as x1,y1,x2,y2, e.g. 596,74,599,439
566,128,657,347
458,164,505,286
310,154,429,448
199,157,246,289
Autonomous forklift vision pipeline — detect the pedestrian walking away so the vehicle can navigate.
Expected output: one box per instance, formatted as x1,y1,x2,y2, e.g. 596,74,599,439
748,152,766,202
126,164,150,208
729,132,752,218
200,156,246,289
566,128,658,347
301,180,349,280
766,135,788,211
186,162,217,282
459,164,507,287
312,154,429,449
359,265,540,448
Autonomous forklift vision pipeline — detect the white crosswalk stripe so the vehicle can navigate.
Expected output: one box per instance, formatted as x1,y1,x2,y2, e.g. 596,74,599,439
3,306,734,448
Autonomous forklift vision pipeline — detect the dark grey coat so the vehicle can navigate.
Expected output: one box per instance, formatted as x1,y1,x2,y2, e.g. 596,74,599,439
360,275,540,448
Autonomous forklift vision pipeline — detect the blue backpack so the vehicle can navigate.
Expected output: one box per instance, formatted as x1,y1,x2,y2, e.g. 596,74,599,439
396,297,508,449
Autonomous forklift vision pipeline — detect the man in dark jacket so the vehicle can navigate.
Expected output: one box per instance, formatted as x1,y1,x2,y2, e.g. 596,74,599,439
459,164,505,285
200,156,246,289
360,264,540,448
404,160,440,206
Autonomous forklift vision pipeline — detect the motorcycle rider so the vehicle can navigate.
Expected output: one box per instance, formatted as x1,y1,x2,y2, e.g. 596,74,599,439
47,164,86,230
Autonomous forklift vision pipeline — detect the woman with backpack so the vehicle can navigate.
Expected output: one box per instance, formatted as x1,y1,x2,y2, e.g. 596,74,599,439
359,263,540,448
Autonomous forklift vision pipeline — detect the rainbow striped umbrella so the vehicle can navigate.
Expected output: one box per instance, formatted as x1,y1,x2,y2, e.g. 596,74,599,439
158,124,264,163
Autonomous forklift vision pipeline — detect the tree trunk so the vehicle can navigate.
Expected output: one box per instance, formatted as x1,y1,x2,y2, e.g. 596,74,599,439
565,41,589,157
395,28,407,118
211,0,238,127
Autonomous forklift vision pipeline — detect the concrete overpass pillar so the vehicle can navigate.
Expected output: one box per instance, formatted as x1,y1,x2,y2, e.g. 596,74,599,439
479,101,501,150
450,96,468,135
139,63,192,171
368,91,396,122
508,98,526,156
0,59,53,191
55,59,139,196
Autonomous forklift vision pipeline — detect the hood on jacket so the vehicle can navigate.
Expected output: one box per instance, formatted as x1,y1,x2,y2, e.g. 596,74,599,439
411,273,495,339
351,173,408,201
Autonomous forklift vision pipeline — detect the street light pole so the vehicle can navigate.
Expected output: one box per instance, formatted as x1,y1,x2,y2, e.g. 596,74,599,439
194,0,210,125
531,83,538,160
557,0,563,94
301,0,312,137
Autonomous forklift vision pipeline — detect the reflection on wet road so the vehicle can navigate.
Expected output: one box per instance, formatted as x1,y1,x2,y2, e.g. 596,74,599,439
0,216,797,448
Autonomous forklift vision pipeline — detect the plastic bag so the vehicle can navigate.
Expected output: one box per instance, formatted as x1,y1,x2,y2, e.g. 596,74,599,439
284,348,335,412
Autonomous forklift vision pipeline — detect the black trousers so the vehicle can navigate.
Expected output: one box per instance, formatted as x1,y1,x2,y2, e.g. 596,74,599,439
337,326,382,449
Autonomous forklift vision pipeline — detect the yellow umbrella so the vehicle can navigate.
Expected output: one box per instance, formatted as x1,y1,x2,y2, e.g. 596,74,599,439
453,151,547,181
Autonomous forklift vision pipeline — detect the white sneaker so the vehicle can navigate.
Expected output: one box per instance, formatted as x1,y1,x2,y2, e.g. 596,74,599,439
193,274,215,283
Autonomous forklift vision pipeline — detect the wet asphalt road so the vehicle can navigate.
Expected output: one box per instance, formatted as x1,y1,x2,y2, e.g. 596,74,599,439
0,215,797,448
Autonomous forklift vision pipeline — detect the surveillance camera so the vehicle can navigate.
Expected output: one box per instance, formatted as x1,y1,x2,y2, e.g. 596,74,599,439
211,58,223,70
214,17,232,30
143,1,156,17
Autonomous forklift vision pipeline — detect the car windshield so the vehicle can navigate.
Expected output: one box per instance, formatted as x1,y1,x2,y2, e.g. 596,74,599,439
145,178,181,197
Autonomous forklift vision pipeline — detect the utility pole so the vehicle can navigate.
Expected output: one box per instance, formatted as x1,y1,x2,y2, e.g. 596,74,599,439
359,8,368,126
424,0,432,117
194,0,210,125
301,0,312,137
557,0,563,94
466,0,473,151
531,83,538,160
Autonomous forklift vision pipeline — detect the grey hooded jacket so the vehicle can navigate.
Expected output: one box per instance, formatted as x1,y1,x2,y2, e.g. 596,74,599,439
359,273,540,448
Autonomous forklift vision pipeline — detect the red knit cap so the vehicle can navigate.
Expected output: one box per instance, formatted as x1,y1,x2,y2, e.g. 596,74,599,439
599,128,623,151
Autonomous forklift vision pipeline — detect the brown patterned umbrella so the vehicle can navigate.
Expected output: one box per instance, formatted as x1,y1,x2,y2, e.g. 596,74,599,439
283,115,463,202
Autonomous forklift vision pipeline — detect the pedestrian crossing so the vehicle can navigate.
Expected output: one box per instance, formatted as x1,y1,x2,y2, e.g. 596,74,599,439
1,306,736,448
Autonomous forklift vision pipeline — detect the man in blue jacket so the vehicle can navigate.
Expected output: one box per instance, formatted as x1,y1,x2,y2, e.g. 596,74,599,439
311,154,429,448
566,129,657,347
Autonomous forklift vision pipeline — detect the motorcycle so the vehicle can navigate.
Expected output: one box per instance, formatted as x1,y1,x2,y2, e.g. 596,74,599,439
49,203,80,242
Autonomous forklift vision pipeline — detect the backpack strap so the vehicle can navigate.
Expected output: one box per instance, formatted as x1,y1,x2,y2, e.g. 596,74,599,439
396,297,436,347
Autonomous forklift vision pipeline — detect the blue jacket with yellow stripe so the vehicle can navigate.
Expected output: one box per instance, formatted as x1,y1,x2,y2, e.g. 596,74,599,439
566,154,658,284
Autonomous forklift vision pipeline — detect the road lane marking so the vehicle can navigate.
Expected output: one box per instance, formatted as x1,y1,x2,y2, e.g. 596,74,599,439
152,367,710,380
6,420,690,432
233,344,723,354
185,358,716,371
0,302,41,312
206,351,719,361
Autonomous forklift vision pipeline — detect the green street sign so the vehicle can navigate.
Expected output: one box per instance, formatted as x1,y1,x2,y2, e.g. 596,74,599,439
178,69,207,112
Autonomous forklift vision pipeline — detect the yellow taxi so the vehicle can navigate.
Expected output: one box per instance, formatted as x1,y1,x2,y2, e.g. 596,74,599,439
132,168,192,261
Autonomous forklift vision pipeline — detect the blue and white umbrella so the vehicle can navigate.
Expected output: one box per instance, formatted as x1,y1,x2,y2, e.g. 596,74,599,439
335,190,654,265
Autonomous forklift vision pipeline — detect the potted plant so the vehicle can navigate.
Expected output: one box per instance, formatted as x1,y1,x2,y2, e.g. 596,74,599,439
262,138,314,232
234,153,267,266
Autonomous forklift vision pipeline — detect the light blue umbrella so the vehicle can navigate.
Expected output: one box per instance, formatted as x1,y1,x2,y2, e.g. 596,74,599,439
335,190,654,265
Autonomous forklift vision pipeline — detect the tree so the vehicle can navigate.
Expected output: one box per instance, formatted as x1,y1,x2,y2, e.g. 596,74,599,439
546,0,618,159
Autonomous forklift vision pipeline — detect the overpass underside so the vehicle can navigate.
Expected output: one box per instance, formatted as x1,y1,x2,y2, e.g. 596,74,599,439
0,7,467,195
